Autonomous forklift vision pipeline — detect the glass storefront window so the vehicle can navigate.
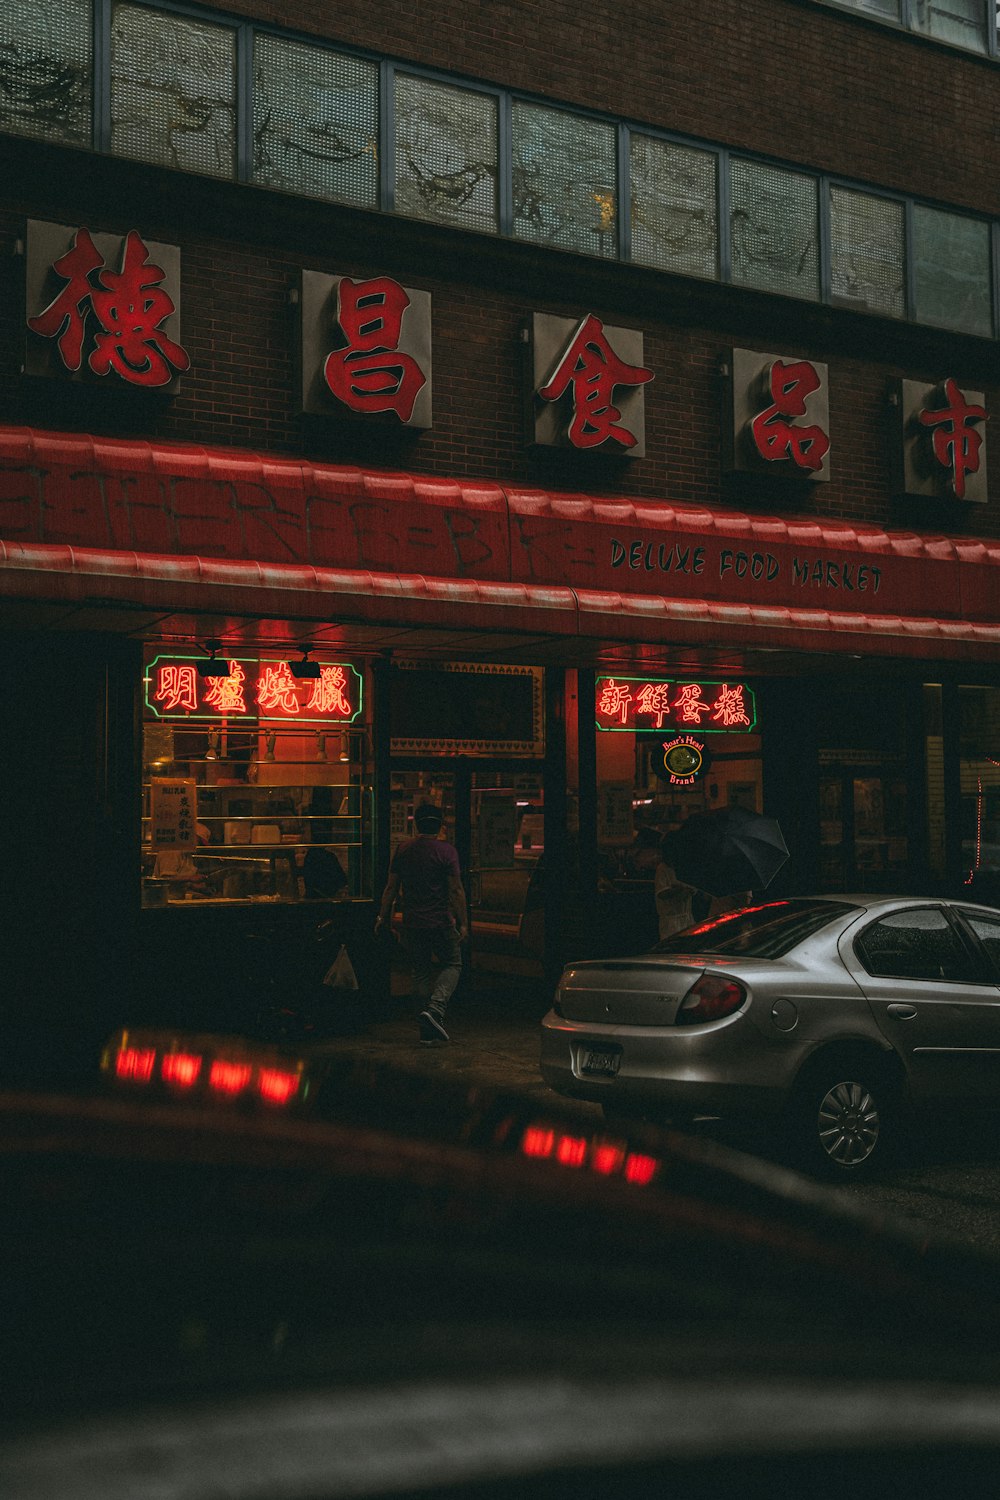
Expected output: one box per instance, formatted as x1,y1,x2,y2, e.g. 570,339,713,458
140,650,373,908
394,73,499,234
0,0,92,147
730,157,819,301
512,99,618,259
629,134,718,281
111,2,237,179
829,185,905,318
253,34,379,207
913,205,992,337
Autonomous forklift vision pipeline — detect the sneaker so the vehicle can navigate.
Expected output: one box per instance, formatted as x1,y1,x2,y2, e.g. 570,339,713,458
419,1008,450,1044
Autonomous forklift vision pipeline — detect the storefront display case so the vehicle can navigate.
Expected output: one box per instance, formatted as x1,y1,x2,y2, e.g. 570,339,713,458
140,649,373,909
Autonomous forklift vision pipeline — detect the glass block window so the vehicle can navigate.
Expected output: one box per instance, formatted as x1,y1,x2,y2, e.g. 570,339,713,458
394,74,498,234
111,3,236,179
911,0,987,52
630,135,718,280
730,158,819,301
512,100,618,259
913,205,992,337
830,186,905,318
0,0,92,147
254,35,378,208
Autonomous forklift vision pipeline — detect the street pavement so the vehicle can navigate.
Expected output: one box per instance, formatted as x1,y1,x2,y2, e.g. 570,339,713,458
310,969,1000,1260
311,972,592,1116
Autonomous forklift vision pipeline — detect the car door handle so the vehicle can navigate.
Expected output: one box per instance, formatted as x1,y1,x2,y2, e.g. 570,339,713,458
887,1003,918,1019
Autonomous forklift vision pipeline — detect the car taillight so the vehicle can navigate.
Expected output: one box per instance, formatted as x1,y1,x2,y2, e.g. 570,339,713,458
676,973,747,1026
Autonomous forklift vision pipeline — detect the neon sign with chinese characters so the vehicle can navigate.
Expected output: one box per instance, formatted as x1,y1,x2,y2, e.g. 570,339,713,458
144,655,363,724
595,677,756,733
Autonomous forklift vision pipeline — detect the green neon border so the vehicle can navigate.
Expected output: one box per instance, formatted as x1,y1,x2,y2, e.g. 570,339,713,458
594,675,757,733
144,654,364,726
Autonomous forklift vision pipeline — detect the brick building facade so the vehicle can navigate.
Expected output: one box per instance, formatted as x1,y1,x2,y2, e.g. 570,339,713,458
2,0,1000,1056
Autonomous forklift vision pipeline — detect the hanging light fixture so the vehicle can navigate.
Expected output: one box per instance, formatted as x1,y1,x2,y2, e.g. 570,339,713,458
289,647,321,680
196,639,231,678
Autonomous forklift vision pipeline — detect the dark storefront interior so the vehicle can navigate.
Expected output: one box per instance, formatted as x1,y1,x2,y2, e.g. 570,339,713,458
5,609,999,1084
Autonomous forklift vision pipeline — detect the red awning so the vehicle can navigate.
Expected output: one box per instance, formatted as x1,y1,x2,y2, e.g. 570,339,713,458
2,426,1000,662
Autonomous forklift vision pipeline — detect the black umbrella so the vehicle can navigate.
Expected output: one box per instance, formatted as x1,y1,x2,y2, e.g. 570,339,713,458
671,806,788,897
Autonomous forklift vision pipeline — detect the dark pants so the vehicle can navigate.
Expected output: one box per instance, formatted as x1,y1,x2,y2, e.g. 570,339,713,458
402,923,462,1014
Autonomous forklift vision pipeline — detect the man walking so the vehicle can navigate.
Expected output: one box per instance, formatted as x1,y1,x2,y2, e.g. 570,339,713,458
374,802,468,1044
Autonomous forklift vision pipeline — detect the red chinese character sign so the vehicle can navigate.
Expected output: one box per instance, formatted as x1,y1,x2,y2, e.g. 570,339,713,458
145,655,363,725
897,377,988,504
595,677,757,734
25,220,189,389
532,312,653,457
300,269,432,427
727,347,831,482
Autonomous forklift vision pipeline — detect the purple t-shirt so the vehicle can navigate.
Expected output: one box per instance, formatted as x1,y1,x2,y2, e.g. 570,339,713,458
390,835,461,929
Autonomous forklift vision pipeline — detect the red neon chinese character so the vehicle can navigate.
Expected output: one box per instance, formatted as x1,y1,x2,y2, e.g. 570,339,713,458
673,684,711,724
712,684,751,728
749,360,830,472
27,226,104,371
539,314,653,450
323,276,426,422
155,664,198,713
257,662,300,715
307,665,353,717
28,228,190,387
635,682,671,727
203,661,248,715
598,678,633,724
918,377,987,501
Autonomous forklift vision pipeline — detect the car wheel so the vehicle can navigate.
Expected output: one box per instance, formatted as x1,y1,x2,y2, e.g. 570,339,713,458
789,1061,897,1180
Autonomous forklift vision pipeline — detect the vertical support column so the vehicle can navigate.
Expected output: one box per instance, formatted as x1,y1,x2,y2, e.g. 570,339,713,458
452,758,473,989
543,666,568,989
368,653,395,1009
941,678,963,893
372,654,393,897
906,677,930,892
576,667,598,946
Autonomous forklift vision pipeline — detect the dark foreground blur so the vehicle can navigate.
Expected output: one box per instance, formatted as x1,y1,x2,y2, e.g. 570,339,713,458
9,1001,1000,1500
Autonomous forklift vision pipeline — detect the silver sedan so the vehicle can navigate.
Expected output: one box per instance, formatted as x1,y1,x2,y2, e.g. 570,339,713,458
540,896,1000,1178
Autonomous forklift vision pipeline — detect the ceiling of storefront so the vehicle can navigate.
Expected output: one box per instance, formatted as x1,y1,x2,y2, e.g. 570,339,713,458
0,593,907,680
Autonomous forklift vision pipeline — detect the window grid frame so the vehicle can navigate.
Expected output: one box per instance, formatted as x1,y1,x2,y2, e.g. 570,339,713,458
10,0,997,341
617,123,631,265
104,0,245,179
389,61,505,235
824,173,913,323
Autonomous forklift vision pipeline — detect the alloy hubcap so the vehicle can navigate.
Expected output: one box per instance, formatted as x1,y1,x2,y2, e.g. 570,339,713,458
817,1080,880,1167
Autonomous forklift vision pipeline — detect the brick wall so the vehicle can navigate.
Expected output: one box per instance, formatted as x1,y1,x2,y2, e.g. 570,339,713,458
1,0,998,537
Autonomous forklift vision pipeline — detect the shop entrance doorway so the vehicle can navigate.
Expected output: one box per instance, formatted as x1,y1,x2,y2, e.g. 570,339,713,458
390,762,547,979
818,756,909,892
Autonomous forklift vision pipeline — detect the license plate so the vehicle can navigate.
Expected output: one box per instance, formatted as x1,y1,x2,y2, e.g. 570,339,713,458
582,1047,621,1077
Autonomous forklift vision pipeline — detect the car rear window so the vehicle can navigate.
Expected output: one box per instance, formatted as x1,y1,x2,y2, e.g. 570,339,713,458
653,899,856,959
